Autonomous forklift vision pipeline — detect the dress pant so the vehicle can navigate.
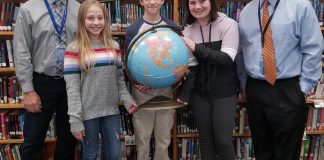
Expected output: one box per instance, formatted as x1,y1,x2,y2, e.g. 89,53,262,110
246,76,307,160
20,72,75,160
132,109,174,160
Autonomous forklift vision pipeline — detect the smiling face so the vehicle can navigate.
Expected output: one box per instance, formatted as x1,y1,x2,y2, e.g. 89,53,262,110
188,0,211,25
84,5,105,41
140,0,164,16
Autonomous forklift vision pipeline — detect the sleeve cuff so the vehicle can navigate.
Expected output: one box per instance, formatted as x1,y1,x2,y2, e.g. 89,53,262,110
194,44,205,58
70,121,85,133
21,82,34,93
299,80,315,95
122,98,134,110
240,77,247,90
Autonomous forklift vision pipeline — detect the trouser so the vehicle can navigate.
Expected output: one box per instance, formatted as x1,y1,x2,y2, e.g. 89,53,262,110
20,72,75,160
132,109,174,160
246,76,307,160
190,94,237,160
82,115,121,160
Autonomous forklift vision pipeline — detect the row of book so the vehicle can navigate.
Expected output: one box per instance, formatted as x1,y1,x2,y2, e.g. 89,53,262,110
178,2,249,25
301,135,324,160
176,137,254,160
176,135,324,160
309,73,324,100
306,107,324,131
310,0,324,26
102,1,173,32
0,76,22,105
1,0,324,32
179,1,324,26
176,106,251,134
0,110,56,140
176,138,201,160
0,40,15,68
0,144,21,160
0,2,20,31
119,106,134,136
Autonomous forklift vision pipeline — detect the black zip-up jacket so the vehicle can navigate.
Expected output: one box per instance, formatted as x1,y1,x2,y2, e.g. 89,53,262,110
178,13,239,101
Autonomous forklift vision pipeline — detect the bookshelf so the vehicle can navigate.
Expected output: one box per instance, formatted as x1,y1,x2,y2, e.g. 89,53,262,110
0,138,56,144
1,0,323,159
0,68,15,74
0,31,127,37
0,103,23,109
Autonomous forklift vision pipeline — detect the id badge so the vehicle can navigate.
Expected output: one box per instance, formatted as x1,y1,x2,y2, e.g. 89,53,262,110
56,47,66,63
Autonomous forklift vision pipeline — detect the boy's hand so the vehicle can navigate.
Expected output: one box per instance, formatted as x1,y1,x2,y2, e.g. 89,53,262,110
134,84,152,93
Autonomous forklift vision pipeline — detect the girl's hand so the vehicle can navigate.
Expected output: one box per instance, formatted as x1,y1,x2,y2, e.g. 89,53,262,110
72,131,85,142
128,103,138,114
181,36,196,52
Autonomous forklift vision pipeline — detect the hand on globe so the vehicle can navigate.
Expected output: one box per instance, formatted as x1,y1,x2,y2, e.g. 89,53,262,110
134,84,152,93
181,36,196,52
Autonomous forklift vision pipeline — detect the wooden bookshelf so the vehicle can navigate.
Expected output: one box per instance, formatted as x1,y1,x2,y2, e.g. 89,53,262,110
0,138,56,144
0,103,24,109
111,31,126,36
0,31,14,36
176,131,324,138
176,132,199,138
0,31,126,37
0,68,15,74
306,130,324,135
177,132,252,138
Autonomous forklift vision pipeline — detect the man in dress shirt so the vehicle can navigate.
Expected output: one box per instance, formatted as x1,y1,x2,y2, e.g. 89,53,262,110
239,0,323,159
13,0,80,159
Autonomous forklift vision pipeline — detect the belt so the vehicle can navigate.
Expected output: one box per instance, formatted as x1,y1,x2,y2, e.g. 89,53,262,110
33,72,63,80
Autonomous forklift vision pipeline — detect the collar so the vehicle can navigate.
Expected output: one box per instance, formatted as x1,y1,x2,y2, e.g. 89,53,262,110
48,0,66,5
260,0,277,6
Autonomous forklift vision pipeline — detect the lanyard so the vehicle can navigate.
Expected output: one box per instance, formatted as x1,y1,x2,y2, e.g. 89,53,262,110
200,24,212,48
258,0,280,47
44,0,68,35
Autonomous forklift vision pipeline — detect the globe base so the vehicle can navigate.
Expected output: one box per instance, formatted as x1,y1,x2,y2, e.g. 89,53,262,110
138,95,185,110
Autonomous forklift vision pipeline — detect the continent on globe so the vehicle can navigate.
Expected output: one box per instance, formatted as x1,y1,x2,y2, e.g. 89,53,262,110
145,32,172,69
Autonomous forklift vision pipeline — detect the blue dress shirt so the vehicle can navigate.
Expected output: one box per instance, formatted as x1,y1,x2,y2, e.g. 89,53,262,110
239,0,324,94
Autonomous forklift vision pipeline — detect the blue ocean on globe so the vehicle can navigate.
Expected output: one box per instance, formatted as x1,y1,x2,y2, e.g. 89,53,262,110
127,27,189,88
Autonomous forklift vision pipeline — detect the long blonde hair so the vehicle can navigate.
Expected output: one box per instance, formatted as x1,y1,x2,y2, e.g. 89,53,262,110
77,0,114,72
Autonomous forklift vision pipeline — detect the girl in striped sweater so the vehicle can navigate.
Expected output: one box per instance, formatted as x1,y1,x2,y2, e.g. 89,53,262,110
63,0,136,159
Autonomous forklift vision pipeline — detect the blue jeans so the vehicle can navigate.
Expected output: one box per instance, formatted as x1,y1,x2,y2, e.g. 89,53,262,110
82,114,121,160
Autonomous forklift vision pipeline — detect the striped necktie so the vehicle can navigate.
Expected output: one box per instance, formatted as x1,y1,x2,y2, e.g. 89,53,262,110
262,0,276,85
53,0,66,77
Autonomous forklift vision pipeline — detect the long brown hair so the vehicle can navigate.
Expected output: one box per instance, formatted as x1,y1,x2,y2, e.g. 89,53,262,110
185,0,218,25
77,0,114,72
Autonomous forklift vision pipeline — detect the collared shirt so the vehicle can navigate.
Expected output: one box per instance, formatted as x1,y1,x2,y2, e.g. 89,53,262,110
239,0,324,94
13,0,80,93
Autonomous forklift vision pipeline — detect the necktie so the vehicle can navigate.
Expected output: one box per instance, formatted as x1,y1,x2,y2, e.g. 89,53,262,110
262,0,276,85
53,0,66,77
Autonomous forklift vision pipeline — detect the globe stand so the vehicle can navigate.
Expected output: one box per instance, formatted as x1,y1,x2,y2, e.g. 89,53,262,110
138,95,185,110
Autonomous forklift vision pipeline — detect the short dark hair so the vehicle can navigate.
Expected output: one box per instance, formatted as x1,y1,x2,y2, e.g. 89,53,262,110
185,0,218,25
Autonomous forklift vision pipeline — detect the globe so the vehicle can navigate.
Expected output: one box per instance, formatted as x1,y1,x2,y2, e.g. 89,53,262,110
126,26,189,89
